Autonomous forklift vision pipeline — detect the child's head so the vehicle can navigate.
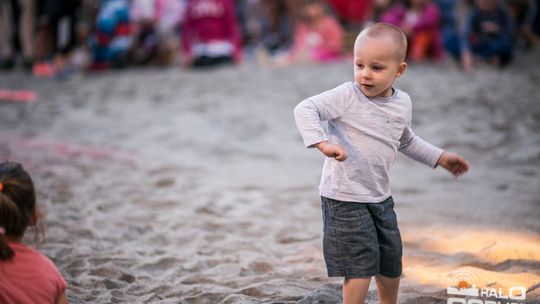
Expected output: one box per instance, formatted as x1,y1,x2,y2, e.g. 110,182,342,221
353,23,408,98
301,0,326,25
0,162,38,261
373,0,394,10
475,0,497,11
406,0,429,9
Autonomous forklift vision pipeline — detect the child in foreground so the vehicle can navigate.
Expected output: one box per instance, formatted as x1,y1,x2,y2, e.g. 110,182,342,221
294,23,469,304
0,162,68,304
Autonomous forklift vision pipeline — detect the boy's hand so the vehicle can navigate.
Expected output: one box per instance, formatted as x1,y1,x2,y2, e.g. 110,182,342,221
437,152,469,177
316,141,348,162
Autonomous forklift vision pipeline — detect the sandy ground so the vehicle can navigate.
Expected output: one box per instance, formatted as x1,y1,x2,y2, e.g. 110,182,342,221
0,50,539,303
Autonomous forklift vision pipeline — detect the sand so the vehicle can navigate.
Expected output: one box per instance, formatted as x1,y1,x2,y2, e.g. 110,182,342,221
0,50,539,303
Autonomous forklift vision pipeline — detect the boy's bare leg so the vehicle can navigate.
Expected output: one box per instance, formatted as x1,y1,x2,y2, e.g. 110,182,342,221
375,274,400,304
343,277,371,304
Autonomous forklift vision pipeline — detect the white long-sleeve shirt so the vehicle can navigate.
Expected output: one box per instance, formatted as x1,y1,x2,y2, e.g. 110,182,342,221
294,82,443,203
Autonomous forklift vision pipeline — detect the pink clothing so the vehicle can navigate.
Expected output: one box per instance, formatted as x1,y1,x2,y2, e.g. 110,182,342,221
181,0,242,61
381,2,443,59
327,0,372,23
291,16,344,62
0,241,67,304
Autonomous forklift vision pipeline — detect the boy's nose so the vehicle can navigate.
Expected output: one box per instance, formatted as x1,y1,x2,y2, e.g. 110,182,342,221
362,69,372,79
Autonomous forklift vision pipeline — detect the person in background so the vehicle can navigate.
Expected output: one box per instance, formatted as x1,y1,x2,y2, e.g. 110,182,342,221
509,0,540,48
88,0,132,70
382,0,444,61
369,0,396,23
507,0,530,45
236,0,266,54
0,0,36,71
0,162,68,304
181,0,242,68
130,0,159,65
277,0,344,65
525,0,540,47
259,0,301,53
155,0,185,65
435,0,464,59
130,0,184,65
67,0,99,71
32,0,81,78
460,0,515,71
326,0,372,28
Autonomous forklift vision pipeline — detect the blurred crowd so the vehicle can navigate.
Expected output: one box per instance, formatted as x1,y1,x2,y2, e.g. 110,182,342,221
0,0,538,78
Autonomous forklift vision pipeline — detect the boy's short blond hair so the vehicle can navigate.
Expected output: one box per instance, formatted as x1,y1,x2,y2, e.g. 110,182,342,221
354,23,408,62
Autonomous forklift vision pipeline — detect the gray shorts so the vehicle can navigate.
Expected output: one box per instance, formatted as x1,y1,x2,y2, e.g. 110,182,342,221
321,196,402,278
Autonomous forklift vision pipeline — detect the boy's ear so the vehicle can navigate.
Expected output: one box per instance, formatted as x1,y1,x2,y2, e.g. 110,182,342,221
396,62,407,77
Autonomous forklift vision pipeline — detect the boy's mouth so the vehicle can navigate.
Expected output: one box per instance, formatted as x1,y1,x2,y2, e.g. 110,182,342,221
361,83,375,88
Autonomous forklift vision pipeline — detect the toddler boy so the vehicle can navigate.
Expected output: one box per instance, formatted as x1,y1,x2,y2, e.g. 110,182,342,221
294,23,469,304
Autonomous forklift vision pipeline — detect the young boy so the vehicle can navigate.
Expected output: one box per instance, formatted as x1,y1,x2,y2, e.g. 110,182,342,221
293,23,469,304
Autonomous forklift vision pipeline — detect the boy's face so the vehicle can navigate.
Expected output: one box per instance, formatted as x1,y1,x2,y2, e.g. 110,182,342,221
354,36,407,98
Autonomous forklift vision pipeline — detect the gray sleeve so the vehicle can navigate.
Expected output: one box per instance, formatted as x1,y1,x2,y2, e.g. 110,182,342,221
293,84,353,148
398,126,444,168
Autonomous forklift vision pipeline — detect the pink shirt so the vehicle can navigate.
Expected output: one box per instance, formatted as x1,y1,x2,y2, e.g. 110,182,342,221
0,241,67,304
181,0,242,61
291,16,345,62
381,2,443,58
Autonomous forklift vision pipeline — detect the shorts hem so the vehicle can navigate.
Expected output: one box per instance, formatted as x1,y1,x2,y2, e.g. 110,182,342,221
378,270,403,278
327,270,378,278
327,271,402,279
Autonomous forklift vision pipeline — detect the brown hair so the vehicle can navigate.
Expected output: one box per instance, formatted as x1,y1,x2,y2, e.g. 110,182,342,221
0,162,37,261
303,0,323,4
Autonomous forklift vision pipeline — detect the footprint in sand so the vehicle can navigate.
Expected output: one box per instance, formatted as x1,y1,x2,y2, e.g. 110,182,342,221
275,228,318,244
91,266,135,283
155,178,175,188
138,257,183,273
495,183,509,191
240,260,274,277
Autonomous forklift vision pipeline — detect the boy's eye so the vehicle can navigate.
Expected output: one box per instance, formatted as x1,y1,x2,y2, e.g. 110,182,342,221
356,64,364,68
372,66,383,70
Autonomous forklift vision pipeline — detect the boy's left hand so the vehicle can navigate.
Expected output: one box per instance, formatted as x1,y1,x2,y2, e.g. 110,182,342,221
437,152,469,177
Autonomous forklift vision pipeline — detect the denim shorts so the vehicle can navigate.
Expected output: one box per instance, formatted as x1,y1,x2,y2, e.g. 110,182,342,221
321,196,402,278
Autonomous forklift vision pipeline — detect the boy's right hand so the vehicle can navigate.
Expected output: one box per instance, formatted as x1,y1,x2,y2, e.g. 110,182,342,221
316,141,348,162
